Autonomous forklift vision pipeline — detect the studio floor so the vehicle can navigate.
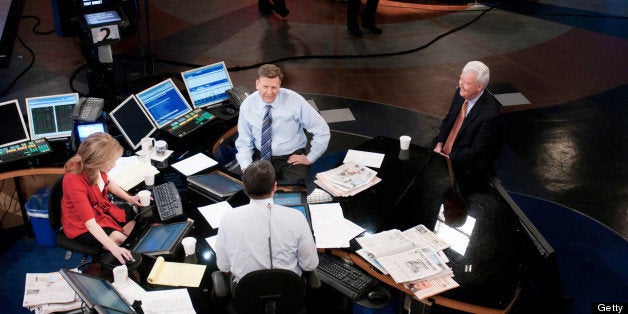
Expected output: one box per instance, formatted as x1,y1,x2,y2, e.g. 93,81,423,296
0,0,626,239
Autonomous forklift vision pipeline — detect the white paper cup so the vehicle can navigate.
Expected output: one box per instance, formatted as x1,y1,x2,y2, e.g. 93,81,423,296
399,135,411,150
144,173,155,186
182,237,197,256
113,265,128,285
155,140,168,156
137,190,151,206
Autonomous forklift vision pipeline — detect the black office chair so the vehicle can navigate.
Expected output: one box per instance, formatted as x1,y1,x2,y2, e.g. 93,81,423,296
212,269,320,314
48,175,101,266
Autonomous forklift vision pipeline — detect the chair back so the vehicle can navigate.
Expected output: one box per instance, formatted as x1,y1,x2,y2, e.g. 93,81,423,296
233,269,306,314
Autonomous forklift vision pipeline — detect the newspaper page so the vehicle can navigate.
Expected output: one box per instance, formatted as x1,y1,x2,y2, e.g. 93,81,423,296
376,247,447,283
402,224,450,252
320,162,377,189
356,229,416,258
23,272,77,307
403,274,460,300
356,249,389,275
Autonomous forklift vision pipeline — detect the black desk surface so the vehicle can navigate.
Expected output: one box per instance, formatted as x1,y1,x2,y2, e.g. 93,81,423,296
93,136,530,312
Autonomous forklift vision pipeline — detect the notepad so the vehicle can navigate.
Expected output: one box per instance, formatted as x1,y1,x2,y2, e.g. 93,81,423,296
146,256,206,287
187,171,244,198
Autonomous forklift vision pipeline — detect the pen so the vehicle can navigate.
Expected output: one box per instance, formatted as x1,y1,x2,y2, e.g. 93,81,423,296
178,151,190,160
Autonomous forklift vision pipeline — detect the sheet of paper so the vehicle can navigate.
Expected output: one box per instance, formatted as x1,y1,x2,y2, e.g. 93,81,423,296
343,149,385,168
23,272,77,307
198,201,233,229
136,149,174,162
108,156,160,191
146,256,207,287
309,203,364,248
206,235,217,251
141,288,195,314
171,153,217,176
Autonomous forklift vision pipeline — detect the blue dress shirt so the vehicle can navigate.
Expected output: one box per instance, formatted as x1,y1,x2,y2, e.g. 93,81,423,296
235,88,330,169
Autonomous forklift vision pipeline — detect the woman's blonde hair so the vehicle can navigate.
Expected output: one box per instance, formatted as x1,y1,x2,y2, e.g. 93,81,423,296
64,132,123,185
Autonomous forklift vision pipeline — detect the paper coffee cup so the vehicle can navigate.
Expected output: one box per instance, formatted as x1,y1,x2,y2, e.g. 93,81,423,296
182,237,197,256
399,135,411,150
113,265,128,285
144,173,155,186
138,190,151,206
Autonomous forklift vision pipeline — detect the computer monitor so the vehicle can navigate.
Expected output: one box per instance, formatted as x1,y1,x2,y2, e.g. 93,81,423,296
181,61,234,109
59,269,136,314
76,121,106,142
0,100,30,148
25,93,79,140
83,9,122,27
135,78,192,128
109,95,157,150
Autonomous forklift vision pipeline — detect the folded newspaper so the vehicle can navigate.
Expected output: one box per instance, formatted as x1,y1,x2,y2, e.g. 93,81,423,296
315,162,381,197
356,224,459,299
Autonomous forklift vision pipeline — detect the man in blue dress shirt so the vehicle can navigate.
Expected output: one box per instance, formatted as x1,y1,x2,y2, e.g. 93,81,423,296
235,64,330,185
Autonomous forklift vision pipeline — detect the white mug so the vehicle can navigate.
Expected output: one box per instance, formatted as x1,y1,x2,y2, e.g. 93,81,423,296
140,137,155,152
137,190,151,207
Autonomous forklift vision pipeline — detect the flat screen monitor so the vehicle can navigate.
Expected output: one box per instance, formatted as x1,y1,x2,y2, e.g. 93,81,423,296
0,99,30,148
274,192,304,206
59,269,136,314
133,220,193,256
84,9,121,27
109,95,157,150
76,121,106,142
135,78,192,128
25,93,78,140
181,61,233,109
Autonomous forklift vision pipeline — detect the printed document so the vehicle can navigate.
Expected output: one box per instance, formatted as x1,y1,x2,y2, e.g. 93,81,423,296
109,156,159,191
198,201,233,229
141,288,195,314
343,149,385,168
309,203,365,248
171,153,218,176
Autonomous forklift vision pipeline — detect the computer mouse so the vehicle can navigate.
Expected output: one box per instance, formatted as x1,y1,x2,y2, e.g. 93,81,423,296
367,290,385,302
222,107,235,115
123,252,143,271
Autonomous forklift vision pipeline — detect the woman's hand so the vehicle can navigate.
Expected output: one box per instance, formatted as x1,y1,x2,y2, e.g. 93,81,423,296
110,245,134,265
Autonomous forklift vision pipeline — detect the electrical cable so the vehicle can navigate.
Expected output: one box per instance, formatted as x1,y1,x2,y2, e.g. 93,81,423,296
20,15,55,35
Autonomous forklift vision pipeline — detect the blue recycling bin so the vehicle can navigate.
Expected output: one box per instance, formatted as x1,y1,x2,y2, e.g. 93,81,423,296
25,187,57,247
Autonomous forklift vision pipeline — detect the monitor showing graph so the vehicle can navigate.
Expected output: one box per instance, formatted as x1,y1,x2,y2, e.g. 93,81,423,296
25,93,78,140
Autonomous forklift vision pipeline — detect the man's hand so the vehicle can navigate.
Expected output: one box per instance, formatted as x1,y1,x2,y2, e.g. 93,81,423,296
288,154,311,165
433,142,448,157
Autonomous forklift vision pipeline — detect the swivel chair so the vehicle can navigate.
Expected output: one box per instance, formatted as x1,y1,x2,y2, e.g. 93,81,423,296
48,175,101,266
212,269,321,314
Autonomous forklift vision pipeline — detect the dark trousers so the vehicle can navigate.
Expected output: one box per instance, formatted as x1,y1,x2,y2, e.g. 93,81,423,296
254,148,310,186
259,0,287,13
347,0,380,28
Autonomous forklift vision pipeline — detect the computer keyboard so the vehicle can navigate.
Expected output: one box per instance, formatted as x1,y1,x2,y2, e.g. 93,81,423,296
152,182,184,221
0,139,52,164
164,108,214,138
317,252,375,299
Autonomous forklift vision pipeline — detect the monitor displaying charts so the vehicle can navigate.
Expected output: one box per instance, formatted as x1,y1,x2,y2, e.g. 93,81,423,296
0,100,30,148
135,78,192,128
109,95,157,150
25,93,79,140
181,61,234,109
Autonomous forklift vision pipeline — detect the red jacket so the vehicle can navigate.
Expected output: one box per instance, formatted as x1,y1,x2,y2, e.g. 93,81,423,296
61,172,126,239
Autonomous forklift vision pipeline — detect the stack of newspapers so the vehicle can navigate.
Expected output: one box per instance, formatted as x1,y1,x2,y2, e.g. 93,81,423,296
314,162,381,197
355,225,459,300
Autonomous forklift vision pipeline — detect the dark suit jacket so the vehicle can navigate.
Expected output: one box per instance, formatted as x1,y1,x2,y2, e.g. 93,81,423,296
436,88,504,180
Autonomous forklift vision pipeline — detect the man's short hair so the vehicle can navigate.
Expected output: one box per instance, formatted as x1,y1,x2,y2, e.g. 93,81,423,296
243,160,276,198
462,61,490,87
257,64,284,81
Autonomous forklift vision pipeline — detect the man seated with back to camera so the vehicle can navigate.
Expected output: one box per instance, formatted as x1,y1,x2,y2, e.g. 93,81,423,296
61,133,144,264
433,61,504,189
235,64,330,186
214,160,318,290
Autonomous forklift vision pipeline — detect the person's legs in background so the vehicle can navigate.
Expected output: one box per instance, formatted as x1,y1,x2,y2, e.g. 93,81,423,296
362,0,382,34
347,0,364,37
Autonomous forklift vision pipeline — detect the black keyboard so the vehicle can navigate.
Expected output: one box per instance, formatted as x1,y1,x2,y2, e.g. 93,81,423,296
164,108,214,138
0,139,52,164
152,182,184,221
317,252,375,299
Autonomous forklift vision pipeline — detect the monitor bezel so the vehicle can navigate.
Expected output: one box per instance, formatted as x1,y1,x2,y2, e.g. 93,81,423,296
0,99,30,148
109,95,157,150
25,93,79,140
135,78,192,128
180,61,234,109
59,269,136,314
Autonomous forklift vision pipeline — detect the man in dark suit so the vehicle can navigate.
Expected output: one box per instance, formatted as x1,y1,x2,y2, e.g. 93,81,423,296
434,61,504,184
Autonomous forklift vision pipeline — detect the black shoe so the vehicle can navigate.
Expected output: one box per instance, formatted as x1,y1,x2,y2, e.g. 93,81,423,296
363,24,383,35
259,4,274,16
348,26,363,37
275,8,290,17
259,9,272,16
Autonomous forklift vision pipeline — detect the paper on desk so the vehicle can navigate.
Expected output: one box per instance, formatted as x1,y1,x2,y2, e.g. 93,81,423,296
171,153,218,176
23,272,77,307
198,201,233,229
309,203,364,248
343,149,385,168
136,149,174,162
108,156,159,191
141,288,195,314
146,256,206,287
206,235,217,251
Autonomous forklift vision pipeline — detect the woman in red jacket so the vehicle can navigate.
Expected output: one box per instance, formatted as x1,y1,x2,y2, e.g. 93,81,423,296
61,132,142,264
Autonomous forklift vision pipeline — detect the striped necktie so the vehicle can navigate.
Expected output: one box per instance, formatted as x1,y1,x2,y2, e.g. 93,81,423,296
260,105,272,160
442,101,468,155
